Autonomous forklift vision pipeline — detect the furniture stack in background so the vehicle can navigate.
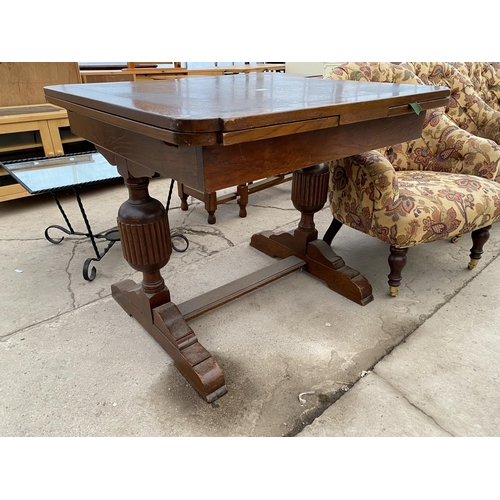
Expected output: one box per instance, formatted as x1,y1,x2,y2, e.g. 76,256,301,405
323,61,500,296
0,61,289,216
0,62,93,201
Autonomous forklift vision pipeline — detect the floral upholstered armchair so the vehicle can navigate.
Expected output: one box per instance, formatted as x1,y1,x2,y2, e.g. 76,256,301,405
403,62,500,145
323,62,500,296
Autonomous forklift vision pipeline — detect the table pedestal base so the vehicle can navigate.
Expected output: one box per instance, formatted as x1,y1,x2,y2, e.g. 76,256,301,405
112,165,372,403
112,279,228,403
112,255,306,402
251,163,373,306
250,232,373,306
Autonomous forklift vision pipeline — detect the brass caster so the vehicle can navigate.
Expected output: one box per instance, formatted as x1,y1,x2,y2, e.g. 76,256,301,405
389,286,399,297
451,235,462,244
468,258,480,270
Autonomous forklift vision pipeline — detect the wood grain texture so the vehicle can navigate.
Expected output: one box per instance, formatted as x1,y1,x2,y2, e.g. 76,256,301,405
1,62,81,106
45,74,450,143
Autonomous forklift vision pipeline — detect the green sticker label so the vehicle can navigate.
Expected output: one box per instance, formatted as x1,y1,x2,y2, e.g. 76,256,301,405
409,102,422,115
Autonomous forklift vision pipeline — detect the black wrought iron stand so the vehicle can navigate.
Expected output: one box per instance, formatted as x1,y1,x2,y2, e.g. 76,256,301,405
45,187,121,281
46,179,189,281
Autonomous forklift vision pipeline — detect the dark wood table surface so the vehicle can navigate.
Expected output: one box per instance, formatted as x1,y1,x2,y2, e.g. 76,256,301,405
45,74,450,402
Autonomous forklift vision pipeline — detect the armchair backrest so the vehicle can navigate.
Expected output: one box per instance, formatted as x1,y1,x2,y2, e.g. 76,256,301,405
452,62,500,111
324,61,424,85
324,62,500,181
402,62,500,143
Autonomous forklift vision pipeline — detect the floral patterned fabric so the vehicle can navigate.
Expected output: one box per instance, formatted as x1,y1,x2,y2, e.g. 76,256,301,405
328,151,500,248
323,62,500,249
403,62,500,145
325,61,421,86
324,62,500,183
451,62,500,112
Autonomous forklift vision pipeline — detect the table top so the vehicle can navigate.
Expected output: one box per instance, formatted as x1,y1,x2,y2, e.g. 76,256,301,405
44,74,450,147
1,152,120,194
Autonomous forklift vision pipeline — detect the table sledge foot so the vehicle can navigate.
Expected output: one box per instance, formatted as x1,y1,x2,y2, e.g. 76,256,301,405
250,231,373,306
250,163,373,306
111,279,227,403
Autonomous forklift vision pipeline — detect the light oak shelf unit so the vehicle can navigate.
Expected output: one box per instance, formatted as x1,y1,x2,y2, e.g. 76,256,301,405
0,62,88,202
0,104,71,156
80,63,286,83
0,104,89,202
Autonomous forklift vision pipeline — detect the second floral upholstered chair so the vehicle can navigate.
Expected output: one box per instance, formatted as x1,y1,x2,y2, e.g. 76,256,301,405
324,62,500,182
451,62,500,112
323,62,500,296
403,62,500,145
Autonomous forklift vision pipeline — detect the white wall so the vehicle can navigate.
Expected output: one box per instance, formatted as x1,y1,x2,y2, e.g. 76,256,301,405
285,62,325,75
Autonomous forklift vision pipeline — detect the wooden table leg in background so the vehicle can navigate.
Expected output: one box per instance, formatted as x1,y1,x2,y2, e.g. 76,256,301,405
111,176,227,403
250,163,374,306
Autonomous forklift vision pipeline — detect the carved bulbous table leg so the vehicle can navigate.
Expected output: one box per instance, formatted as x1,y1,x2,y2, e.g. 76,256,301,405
251,164,373,305
117,176,172,302
112,176,227,403
290,163,331,253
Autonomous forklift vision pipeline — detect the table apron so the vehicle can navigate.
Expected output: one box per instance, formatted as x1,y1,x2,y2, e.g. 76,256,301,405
67,110,426,192
201,112,425,191
67,111,206,189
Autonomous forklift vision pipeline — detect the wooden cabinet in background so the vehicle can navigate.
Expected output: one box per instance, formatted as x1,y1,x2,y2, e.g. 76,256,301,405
0,63,91,201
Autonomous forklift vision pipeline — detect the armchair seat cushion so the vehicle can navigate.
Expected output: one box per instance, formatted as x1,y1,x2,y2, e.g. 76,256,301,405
329,154,500,248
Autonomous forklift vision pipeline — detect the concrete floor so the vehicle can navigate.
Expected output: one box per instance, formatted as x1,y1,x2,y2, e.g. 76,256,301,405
1,176,499,437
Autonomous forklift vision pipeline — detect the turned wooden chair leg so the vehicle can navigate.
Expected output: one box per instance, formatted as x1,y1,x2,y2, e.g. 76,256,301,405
388,246,408,297
469,225,491,269
323,218,343,245
237,184,249,218
178,183,189,211
204,192,217,224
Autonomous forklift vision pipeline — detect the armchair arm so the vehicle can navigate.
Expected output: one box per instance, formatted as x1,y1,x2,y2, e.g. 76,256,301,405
328,151,399,223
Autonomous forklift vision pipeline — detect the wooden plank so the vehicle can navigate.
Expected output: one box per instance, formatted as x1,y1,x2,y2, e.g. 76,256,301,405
37,120,55,156
221,115,340,145
0,104,64,117
0,108,67,126
81,71,135,83
122,67,188,75
0,120,46,134
187,64,285,75
177,256,306,321
0,63,81,106
0,182,31,202
61,103,217,147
